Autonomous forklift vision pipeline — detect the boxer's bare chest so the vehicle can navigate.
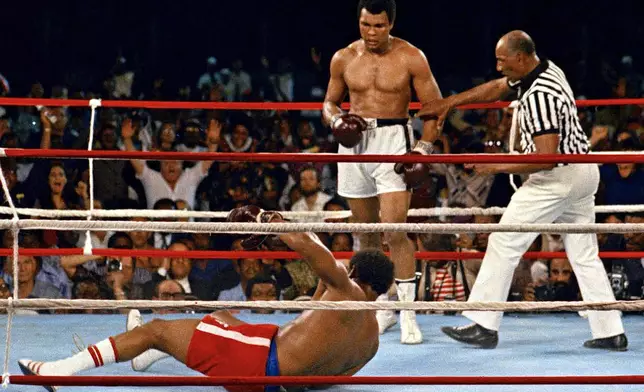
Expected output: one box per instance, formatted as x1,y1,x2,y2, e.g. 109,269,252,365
344,52,410,94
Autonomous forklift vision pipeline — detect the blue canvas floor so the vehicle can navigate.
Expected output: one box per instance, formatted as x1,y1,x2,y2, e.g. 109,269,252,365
0,312,642,392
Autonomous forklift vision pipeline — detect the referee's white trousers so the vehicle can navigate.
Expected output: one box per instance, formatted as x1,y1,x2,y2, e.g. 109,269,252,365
463,164,624,339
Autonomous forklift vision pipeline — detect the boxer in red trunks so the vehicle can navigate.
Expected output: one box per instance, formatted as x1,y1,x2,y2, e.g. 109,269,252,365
19,205,394,392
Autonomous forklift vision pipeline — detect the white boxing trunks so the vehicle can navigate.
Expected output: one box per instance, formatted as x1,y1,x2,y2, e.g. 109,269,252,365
337,118,414,198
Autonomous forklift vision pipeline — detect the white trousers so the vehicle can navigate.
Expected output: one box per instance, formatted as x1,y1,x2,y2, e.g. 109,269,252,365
463,164,624,339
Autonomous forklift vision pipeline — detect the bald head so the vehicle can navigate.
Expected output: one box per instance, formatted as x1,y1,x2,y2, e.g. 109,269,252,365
499,30,536,55
495,30,539,82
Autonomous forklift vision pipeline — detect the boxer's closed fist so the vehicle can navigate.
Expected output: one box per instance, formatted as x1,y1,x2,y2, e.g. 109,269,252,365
226,206,283,249
331,113,368,148
226,205,263,224
394,140,434,189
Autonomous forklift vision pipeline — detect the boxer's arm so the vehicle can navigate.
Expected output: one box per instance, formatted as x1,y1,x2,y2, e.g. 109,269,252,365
322,50,349,126
278,231,352,291
448,77,512,107
409,48,442,142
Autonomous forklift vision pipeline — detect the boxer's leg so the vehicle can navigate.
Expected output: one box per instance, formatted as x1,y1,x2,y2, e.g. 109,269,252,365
346,196,382,251
379,190,422,344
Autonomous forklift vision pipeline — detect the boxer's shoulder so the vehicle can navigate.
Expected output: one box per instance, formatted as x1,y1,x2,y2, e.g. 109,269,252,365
391,38,425,58
331,44,359,66
343,41,362,57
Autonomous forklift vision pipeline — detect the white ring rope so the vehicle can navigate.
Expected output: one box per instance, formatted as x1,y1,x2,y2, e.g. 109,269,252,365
0,159,20,386
507,100,521,192
0,204,642,220
1,297,14,389
0,162,20,297
82,99,102,256
0,219,642,234
0,298,643,313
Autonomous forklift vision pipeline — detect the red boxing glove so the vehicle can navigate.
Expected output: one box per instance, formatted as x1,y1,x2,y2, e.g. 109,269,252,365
331,113,368,148
394,140,434,190
226,206,284,249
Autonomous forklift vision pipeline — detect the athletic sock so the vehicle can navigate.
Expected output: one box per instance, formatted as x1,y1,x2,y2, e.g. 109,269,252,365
395,278,417,302
39,337,119,375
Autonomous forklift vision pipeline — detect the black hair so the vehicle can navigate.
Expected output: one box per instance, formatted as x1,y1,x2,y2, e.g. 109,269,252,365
596,212,624,223
546,258,580,289
245,273,280,299
108,231,133,249
153,198,177,210
298,164,320,179
324,196,349,211
154,279,186,298
331,232,354,250
418,233,455,252
615,136,641,152
349,249,394,295
357,0,396,24
625,211,644,220
72,272,109,299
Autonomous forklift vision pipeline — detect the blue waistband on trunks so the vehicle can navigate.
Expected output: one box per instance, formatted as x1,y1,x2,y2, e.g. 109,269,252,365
264,337,280,392
374,118,408,127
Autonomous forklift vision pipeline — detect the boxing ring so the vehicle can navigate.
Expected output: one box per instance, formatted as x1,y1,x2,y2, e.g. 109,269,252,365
3,313,644,392
0,95,643,391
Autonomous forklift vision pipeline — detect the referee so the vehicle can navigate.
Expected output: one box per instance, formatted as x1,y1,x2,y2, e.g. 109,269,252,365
418,30,627,351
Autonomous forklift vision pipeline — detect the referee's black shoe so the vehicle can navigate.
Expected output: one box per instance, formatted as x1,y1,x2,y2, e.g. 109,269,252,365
583,333,628,351
441,323,498,349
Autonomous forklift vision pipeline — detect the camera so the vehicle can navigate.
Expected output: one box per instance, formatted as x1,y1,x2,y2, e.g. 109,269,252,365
534,284,556,301
106,258,122,273
534,283,578,302
608,264,629,300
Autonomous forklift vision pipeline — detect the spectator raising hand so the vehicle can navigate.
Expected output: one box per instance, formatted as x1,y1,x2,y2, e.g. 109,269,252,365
74,180,90,209
207,118,222,148
121,118,135,140
39,109,53,149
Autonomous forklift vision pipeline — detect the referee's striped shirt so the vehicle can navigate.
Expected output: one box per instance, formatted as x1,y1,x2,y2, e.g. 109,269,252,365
508,59,588,155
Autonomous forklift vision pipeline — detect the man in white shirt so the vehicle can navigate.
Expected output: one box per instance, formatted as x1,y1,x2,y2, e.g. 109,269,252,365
290,166,332,223
120,118,220,208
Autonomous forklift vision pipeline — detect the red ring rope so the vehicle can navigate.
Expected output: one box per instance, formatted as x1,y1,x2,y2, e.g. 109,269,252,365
2,249,642,260
2,149,643,164
0,97,643,110
9,374,644,386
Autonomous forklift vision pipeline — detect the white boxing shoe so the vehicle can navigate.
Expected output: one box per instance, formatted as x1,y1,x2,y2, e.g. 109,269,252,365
126,309,144,332
375,294,397,334
376,310,397,335
396,282,423,344
18,359,58,392
399,310,423,344
126,309,170,372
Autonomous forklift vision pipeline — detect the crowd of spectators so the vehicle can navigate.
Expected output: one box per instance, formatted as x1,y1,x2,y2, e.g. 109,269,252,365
0,52,642,314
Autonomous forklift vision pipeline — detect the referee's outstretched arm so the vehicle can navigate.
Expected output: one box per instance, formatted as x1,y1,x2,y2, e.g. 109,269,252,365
416,77,511,128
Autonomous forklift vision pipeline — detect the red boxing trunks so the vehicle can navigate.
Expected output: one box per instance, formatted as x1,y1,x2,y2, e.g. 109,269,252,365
186,314,280,392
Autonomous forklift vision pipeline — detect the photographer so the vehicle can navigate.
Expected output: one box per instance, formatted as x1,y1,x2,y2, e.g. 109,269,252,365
145,240,214,301
596,212,644,302
105,256,146,303
616,212,644,301
416,231,475,303
60,232,150,306
523,258,580,302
